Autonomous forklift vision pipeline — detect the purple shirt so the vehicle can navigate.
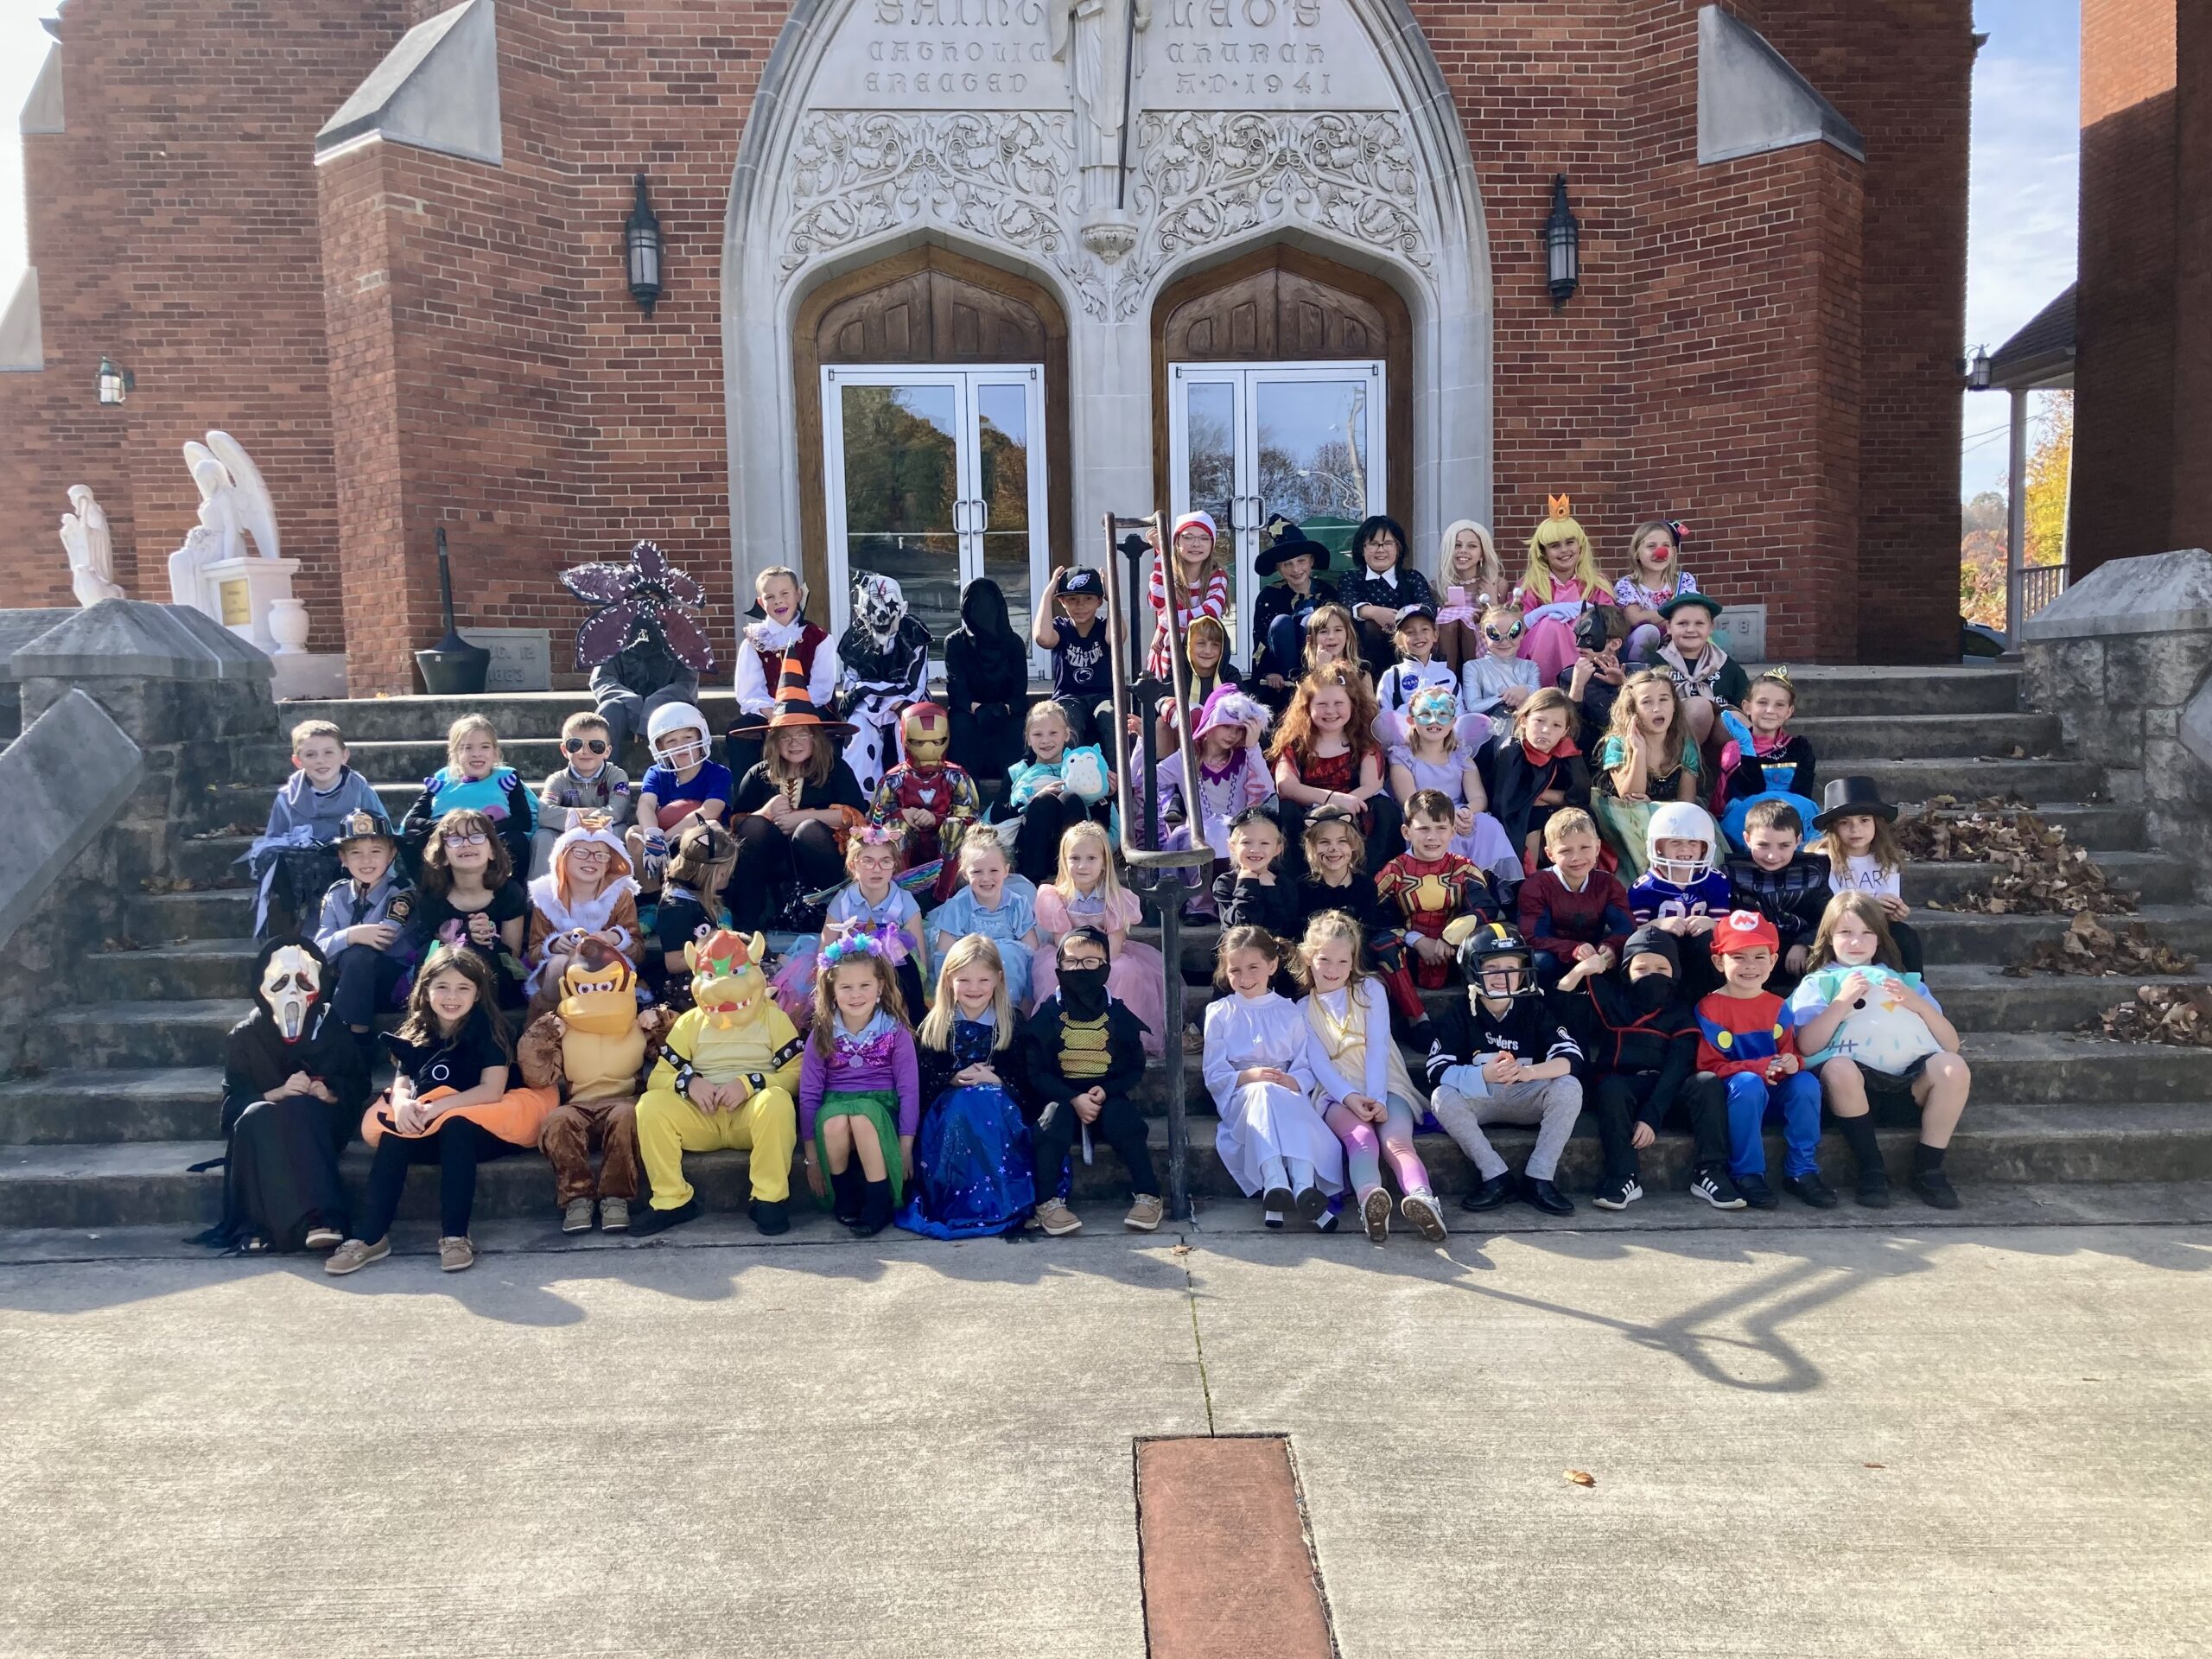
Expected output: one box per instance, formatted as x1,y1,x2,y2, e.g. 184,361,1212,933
798,1012,922,1141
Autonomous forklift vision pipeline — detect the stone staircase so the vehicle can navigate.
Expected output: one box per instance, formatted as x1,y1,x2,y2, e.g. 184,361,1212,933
4,664,2209,1234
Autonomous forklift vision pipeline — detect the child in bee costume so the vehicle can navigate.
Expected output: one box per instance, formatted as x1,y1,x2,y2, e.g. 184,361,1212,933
631,930,804,1236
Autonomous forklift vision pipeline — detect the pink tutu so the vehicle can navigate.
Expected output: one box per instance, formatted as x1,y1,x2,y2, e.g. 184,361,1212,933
1032,886,1167,1058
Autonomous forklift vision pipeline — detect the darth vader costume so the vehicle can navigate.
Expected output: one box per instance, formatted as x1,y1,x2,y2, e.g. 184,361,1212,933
194,939,372,1254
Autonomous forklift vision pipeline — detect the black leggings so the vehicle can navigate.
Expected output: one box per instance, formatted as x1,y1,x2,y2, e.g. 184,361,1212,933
357,1116,526,1242
1591,1071,1729,1185
1032,1091,1159,1199
728,814,846,931
992,790,1113,886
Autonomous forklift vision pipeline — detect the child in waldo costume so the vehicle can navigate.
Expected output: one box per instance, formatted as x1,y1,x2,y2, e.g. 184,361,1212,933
1517,493,1608,685
1145,509,1231,681
866,700,981,902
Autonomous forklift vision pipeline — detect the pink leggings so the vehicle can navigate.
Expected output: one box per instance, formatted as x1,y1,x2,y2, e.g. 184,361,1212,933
1324,1095,1432,1198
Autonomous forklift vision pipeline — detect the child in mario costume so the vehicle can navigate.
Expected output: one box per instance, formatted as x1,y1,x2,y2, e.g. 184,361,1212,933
631,930,804,1236
1696,909,1831,1211
867,700,981,900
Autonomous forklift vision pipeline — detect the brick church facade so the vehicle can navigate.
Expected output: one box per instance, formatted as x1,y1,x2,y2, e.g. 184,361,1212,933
0,0,1974,693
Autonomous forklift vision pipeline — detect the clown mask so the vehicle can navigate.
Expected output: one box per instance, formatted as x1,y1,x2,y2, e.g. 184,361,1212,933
260,945,322,1043
901,702,951,769
853,573,907,645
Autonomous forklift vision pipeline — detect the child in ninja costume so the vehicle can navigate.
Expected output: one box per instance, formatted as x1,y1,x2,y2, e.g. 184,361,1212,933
867,700,982,902
836,572,933,793
630,930,804,1237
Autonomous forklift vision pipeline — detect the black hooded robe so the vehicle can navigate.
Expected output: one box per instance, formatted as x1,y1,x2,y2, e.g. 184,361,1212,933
944,577,1030,785
200,940,373,1252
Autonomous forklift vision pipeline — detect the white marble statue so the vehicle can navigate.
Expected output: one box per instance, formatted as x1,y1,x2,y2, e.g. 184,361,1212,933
59,485,124,607
1052,0,1148,180
167,429,280,607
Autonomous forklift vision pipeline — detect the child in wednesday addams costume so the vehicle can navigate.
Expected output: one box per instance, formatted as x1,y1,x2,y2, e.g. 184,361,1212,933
1556,926,1743,1212
836,571,933,793
198,939,372,1255
1423,923,1584,1216
1696,910,1829,1211
1020,926,1166,1236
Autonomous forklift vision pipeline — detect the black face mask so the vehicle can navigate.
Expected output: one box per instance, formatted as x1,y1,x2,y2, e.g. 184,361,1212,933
1058,963,1111,1019
1629,975,1675,1013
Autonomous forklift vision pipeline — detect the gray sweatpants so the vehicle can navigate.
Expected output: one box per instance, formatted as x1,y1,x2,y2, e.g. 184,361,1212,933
1430,1074,1583,1183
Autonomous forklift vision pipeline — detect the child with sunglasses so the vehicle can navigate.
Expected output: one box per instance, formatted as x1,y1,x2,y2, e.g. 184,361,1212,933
532,711,634,878
1460,599,1542,735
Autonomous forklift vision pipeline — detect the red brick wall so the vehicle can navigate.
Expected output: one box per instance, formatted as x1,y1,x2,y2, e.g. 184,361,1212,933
0,0,1974,674
2171,2,2212,551
2074,0,2179,579
0,0,404,648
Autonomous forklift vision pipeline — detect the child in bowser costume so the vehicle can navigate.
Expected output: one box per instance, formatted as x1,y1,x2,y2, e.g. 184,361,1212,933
630,930,804,1236
868,700,981,901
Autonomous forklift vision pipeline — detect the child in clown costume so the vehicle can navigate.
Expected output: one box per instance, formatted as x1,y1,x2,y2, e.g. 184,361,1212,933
867,700,981,901
631,930,804,1237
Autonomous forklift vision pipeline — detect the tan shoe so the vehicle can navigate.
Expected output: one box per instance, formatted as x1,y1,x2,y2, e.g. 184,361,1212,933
1033,1198,1083,1236
1123,1194,1165,1231
598,1198,630,1232
303,1225,343,1251
323,1237,389,1276
438,1236,475,1272
562,1197,595,1234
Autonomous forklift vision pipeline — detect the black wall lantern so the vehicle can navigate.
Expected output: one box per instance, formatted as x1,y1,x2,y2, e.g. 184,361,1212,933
625,172,664,317
1543,174,1580,308
96,355,135,406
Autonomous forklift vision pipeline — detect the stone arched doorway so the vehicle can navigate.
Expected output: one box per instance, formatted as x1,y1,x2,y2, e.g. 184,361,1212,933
792,245,1072,646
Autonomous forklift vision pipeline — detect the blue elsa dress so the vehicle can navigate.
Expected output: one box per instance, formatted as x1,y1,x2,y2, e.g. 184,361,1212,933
895,1012,1039,1239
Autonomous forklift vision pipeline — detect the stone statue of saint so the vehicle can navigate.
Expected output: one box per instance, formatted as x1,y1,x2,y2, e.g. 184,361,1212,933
167,431,281,607
59,485,124,607
1052,0,1149,175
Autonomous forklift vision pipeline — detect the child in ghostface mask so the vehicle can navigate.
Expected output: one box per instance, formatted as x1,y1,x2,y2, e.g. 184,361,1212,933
1019,925,1165,1235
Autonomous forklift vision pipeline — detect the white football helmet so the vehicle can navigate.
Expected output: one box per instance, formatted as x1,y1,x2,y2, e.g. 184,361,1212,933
1645,802,1719,887
646,702,711,770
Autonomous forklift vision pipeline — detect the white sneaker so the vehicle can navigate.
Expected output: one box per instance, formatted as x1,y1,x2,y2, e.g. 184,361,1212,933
1400,1191,1448,1242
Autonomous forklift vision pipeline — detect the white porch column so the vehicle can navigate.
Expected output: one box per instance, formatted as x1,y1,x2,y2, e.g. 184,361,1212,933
2005,385,2029,643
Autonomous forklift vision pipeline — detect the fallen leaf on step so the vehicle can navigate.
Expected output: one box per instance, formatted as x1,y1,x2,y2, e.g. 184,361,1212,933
1862,1463,1885,1470
2011,917,2196,978
1898,805,2137,915
1565,1469,1596,1487
2095,983,2212,1046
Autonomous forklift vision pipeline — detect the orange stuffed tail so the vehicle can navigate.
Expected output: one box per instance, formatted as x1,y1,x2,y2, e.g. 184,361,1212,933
361,1083,559,1150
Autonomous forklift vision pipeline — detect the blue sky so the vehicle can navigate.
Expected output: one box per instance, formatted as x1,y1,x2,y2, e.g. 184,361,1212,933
0,0,2077,502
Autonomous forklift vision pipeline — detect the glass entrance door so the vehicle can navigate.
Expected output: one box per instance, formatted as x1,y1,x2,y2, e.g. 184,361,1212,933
821,365,1049,671
1166,360,1386,663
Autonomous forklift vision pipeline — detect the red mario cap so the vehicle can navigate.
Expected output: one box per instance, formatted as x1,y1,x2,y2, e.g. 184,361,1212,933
1710,910,1780,957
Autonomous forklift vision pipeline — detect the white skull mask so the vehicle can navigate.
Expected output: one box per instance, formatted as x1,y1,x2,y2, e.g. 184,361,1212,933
853,573,906,644
260,945,322,1042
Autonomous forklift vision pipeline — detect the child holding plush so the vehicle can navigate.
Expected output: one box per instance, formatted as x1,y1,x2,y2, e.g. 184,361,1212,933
400,714,537,879
1592,670,1702,881
524,817,642,1017
1516,807,1634,985
927,829,1040,1012
1271,663,1398,852
1517,494,1606,683
1611,518,1698,664
1809,777,1923,975
1459,600,1542,733
1789,893,1969,1210
1203,925,1341,1224
1556,925,1741,1212
898,935,1038,1239
1696,910,1827,1211
533,710,634,876
1020,926,1165,1235
312,809,416,1051
252,718,389,940
1726,800,1831,991
800,931,923,1238
1434,519,1506,670
1030,820,1166,1058
1713,669,1819,850
1376,790,1498,989
1296,910,1446,1243
1482,689,1590,872
997,699,1113,886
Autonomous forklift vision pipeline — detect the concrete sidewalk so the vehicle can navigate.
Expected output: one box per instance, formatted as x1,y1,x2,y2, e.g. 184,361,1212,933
2,1192,2208,1657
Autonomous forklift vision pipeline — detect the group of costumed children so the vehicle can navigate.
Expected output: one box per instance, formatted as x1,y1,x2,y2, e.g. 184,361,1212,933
210,501,1966,1268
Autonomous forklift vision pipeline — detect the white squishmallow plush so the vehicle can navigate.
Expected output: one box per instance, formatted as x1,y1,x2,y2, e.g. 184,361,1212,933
1789,966,1944,1075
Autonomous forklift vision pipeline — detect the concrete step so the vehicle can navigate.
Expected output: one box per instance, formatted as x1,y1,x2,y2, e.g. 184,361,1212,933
1842,757,2106,805
128,890,255,944
172,836,256,888
1,1097,2199,1230
0,1068,225,1144
85,939,259,1003
283,690,710,746
1790,711,2057,762
1908,850,2188,906
29,1000,248,1071
1774,665,2021,719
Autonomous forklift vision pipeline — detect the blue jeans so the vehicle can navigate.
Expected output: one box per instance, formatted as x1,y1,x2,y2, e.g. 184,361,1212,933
1723,1069,1822,1179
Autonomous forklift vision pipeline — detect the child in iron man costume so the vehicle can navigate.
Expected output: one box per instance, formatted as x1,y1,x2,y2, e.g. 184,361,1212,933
867,700,981,901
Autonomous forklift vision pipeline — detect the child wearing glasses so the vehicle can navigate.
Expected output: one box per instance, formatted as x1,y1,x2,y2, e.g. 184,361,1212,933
532,710,634,877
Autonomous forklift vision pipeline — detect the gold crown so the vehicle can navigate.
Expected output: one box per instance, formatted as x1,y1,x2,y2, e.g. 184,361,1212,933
1546,492,1573,518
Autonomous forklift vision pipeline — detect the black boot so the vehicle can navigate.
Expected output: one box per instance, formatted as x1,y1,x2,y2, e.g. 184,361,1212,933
749,1198,791,1236
830,1163,864,1225
1834,1114,1889,1208
1910,1143,1961,1210
854,1177,893,1238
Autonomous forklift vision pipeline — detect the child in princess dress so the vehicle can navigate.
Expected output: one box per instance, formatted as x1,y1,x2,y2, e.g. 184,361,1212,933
1516,494,1608,685
1385,683,1523,899
1029,820,1166,1058
1203,925,1343,1225
1459,599,1543,736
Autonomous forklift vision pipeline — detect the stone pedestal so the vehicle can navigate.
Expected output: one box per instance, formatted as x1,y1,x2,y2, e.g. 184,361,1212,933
195,554,302,654
2021,548,2212,868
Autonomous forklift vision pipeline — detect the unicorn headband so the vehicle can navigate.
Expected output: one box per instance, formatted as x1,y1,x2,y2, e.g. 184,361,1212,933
851,823,904,849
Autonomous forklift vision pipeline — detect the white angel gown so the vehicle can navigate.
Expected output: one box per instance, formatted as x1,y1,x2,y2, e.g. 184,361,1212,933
1202,988,1345,1197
